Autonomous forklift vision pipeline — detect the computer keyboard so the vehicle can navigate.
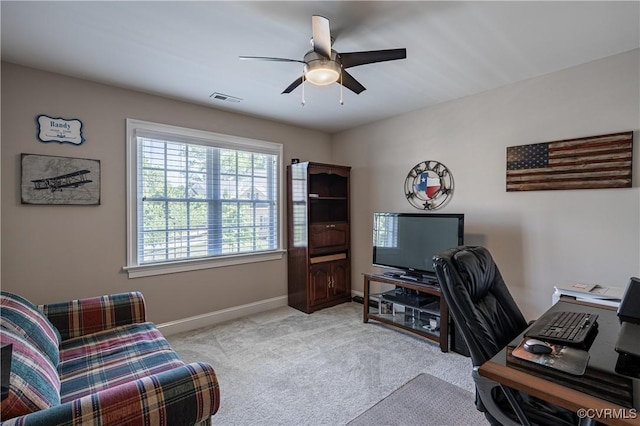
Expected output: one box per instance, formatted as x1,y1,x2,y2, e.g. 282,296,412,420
525,311,598,348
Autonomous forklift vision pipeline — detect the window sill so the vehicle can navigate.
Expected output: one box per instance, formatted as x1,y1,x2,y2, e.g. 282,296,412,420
123,249,286,278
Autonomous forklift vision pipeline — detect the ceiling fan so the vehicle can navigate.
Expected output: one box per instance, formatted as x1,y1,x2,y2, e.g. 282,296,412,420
240,15,406,96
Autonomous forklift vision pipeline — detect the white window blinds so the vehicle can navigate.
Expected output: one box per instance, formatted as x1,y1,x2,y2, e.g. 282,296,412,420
125,119,283,277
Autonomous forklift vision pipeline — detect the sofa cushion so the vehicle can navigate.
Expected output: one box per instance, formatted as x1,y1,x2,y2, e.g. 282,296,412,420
58,322,184,402
0,291,61,367
0,329,61,421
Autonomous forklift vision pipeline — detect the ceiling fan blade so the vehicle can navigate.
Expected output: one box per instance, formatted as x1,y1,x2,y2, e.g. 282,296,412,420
311,15,332,59
340,48,407,69
282,76,304,94
340,70,366,94
239,56,304,63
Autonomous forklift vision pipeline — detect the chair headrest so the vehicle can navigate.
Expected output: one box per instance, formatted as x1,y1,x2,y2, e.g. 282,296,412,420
449,246,497,302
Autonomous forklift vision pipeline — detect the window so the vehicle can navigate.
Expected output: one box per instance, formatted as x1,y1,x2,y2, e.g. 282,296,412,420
373,214,398,248
125,119,284,278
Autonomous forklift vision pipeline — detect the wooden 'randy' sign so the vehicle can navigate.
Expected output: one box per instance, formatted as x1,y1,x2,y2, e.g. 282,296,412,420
36,115,85,145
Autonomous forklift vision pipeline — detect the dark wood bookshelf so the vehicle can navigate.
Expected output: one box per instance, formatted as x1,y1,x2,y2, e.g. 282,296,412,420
287,162,351,313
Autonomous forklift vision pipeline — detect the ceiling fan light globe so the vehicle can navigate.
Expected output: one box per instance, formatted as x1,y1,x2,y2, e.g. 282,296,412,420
306,68,339,86
304,60,341,86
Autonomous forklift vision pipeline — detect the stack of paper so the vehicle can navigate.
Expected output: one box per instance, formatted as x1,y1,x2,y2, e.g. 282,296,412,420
553,283,625,307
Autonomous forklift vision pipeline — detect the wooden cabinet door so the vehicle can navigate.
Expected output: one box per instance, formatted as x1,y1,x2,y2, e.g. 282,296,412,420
311,260,349,305
309,223,349,254
330,260,349,298
309,264,330,306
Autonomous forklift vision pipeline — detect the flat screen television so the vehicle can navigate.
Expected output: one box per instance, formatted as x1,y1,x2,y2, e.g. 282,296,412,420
372,212,464,281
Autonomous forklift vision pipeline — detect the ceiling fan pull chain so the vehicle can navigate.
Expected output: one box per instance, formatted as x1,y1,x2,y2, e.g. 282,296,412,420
339,69,344,105
301,73,306,107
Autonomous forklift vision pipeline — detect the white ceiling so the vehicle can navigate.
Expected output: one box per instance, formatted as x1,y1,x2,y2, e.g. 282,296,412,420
2,1,639,134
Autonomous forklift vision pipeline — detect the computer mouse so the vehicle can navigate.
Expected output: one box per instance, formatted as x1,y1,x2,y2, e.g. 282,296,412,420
523,338,553,354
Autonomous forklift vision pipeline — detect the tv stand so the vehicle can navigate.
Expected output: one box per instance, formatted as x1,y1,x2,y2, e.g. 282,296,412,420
363,273,456,352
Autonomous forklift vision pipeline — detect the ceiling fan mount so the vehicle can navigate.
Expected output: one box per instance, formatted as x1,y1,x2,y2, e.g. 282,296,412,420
240,15,406,95
310,35,336,50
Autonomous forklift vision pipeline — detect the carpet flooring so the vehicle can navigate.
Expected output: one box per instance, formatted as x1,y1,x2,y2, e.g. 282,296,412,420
168,302,488,425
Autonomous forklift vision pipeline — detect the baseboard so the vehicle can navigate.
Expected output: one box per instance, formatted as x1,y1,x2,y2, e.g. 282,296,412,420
158,295,288,336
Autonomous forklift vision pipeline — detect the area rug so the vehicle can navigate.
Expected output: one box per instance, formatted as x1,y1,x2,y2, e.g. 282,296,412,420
348,372,488,425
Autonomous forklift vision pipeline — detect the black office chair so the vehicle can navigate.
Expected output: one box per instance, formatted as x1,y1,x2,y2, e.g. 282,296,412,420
433,245,577,426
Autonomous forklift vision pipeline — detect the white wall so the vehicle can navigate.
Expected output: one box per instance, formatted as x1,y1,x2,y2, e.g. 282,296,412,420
333,49,640,319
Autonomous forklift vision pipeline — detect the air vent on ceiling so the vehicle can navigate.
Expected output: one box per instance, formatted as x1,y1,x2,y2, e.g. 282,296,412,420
209,92,242,103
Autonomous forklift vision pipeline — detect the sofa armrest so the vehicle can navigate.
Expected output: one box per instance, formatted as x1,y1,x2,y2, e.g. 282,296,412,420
0,362,220,426
39,292,147,341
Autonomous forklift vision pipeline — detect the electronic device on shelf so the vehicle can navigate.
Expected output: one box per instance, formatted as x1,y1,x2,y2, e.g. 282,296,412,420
381,288,437,308
382,271,403,278
525,311,599,349
372,212,464,282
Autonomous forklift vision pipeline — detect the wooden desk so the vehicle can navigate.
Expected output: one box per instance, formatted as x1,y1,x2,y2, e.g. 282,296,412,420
479,298,640,426
363,273,449,352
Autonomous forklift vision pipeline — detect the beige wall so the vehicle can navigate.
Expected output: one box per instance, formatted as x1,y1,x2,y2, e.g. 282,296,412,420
333,49,640,319
1,62,332,324
3,50,639,325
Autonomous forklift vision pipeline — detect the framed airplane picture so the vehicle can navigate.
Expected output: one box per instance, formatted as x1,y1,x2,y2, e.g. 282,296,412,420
21,154,101,205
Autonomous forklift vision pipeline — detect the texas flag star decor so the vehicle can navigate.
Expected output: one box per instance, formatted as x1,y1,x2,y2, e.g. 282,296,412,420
404,161,454,210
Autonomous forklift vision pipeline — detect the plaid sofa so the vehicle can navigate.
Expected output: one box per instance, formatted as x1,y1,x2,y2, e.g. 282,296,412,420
0,291,219,425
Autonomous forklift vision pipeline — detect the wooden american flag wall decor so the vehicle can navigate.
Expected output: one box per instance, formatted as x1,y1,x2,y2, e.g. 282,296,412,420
506,131,633,192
